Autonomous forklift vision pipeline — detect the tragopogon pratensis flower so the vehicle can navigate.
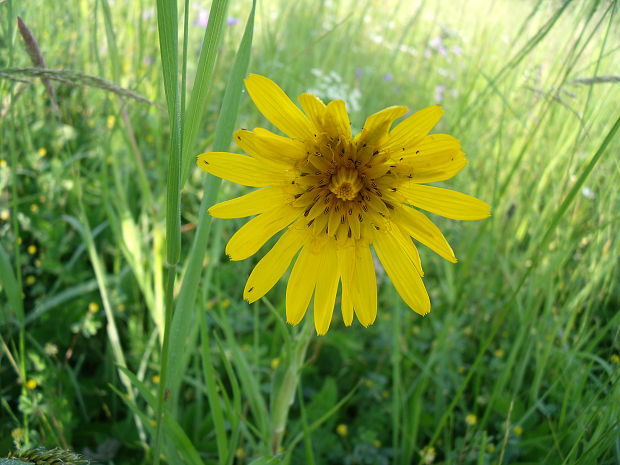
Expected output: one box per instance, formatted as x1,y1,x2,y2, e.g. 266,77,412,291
197,74,490,335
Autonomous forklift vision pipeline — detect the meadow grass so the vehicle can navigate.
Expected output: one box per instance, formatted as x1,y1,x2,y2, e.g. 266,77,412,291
1,0,619,464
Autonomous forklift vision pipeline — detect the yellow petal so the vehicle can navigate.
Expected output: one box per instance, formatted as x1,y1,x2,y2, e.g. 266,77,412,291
341,280,353,326
226,206,300,260
401,134,468,183
394,205,456,262
299,93,326,130
350,244,377,327
197,152,290,187
374,231,430,316
234,128,307,166
314,243,339,335
324,100,352,140
245,74,315,140
243,228,305,303
390,227,423,276
286,245,321,325
356,105,408,146
386,105,443,151
400,184,491,220
337,245,356,327
209,187,291,218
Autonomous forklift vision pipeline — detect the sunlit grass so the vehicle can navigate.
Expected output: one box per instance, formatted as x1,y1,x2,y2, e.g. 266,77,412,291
1,0,618,464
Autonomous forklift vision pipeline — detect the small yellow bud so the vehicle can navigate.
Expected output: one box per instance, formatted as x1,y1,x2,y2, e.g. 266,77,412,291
234,448,245,458
270,358,280,370
336,424,348,437
457,366,466,374
27,245,37,255
465,414,477,426
88,302,100,313
149,419,157,427
25,275,36,285
38,147,47,157
1,209,10,220
30,204,39,213
0,159,7,167
107,115,116,129
494,349,505,358
513,425,523,436
373,440,382,447
486,443,495,453
420,446,436,464
610,354,620,364
152,375,160,384
221,298,231,309
26,379,38,390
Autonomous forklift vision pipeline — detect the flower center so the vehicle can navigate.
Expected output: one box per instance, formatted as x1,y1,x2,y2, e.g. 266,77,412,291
329,167,363,201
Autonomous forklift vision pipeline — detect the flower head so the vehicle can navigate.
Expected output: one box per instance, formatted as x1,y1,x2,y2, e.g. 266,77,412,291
197,74,489,335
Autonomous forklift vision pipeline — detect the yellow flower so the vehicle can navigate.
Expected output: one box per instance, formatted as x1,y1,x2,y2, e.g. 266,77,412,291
514,425,523,436
0,159,7,167
197,74,490,335
107,115,116,129
420,446,436,464
88,302,100,313
26,379,38,390
152,374,160,384
336,424,348,436
465,413,477,425
270,358,280,370
38,147,47,157
27,245,37,255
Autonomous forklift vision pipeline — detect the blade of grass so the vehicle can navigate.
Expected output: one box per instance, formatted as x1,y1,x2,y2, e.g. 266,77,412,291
199,312,229,464
179,0,230,187
167,0,256,400
154,0,182,462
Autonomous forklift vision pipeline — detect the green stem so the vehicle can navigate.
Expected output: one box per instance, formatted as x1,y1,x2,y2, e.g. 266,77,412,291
271,319,314,454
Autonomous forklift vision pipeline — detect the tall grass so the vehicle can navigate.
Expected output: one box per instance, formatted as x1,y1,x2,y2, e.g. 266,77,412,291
1,0,619,464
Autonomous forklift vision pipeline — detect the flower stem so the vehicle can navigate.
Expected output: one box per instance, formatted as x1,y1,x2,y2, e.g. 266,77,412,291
271,319,314,454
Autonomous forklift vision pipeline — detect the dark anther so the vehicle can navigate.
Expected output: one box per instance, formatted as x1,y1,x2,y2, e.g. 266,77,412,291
373,150,379,155
294,193,302,199
385,202,394,210
348,208,353,215
358,213,363,222
304,208,311,217
362,204,368,212
348,227,352,238
248,287,254,292
307,219,315,226
341,215,346,224
363,143,367,147
374,225,380,230
324,207,330,214
416,150,420,154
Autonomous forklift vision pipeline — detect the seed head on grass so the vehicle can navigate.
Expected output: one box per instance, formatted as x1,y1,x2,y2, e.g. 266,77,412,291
197,74,489,335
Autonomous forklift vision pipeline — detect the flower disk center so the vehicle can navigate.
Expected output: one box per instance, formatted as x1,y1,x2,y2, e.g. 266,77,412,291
329,167,364,201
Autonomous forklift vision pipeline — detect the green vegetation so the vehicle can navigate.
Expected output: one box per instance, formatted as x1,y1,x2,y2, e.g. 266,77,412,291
1,0,618,464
